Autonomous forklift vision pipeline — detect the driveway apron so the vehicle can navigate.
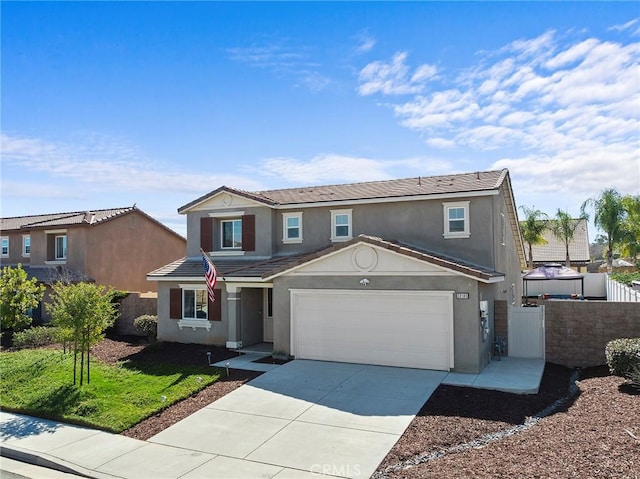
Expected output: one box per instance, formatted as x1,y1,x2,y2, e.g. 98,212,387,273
148,360,446,478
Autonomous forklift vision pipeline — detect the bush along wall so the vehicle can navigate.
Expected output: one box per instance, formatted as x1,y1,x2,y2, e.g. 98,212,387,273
605,338,640,378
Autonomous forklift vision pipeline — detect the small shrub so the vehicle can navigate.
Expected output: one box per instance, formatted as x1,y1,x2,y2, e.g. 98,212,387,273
13,326,61,349
605,338,640,378
134,315,157,342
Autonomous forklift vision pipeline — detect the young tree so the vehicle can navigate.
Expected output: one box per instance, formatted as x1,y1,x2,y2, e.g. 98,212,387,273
0,264,45,332
519,206,549,270
581,188,626,272
47,282,118,385
550,209,585,268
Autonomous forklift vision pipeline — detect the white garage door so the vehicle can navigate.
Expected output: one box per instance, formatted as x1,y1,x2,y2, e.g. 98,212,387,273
291,289,454,370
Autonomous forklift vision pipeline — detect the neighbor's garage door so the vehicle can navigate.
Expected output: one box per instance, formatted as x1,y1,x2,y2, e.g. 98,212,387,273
291,289,454,370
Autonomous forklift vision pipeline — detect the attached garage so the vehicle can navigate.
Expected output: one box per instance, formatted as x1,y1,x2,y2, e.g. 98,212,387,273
290,289,454,371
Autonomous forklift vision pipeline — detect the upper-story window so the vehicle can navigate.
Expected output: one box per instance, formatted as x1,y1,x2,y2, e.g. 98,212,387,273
331,209,353,242
221,219,242,249
22,235,30,256
201,213,255,254
443,201,470,239
55,235,67,260
282,212,303,243
1,237,8,257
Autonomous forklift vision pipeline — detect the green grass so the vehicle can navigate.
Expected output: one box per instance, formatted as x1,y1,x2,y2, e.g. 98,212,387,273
0,349,220,433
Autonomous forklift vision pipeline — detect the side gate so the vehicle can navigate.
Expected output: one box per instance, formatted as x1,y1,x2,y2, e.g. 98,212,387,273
507,305,545,359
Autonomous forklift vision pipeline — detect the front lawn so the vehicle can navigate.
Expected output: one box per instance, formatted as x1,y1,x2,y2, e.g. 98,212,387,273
0,348,220,433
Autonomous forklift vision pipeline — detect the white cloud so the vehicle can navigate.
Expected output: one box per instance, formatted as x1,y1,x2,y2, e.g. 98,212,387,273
608,18,638,32
359,28,639,214
258,153,454,185
358,52,438,96
227,42,331,92
260,154,393,184
425,137,456,149
354,33,376,53
0,133,265,196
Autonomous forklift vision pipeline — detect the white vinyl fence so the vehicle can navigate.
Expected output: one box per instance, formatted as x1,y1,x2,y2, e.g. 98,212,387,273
606,275,640,302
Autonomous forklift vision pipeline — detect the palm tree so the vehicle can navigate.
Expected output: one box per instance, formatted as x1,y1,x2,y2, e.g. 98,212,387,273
519,205,548,270
581,189,626,272
550,209,584,267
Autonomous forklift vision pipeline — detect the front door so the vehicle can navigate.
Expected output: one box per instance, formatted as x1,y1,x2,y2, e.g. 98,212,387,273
263,288,274,342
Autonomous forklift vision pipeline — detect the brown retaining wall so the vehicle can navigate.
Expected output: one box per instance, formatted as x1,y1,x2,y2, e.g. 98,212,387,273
494,299,640,368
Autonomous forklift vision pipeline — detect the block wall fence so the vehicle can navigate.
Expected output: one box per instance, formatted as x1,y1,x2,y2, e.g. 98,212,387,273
494,300,640,368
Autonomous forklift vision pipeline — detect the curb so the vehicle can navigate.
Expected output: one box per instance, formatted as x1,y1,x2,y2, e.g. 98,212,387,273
0,444,121,479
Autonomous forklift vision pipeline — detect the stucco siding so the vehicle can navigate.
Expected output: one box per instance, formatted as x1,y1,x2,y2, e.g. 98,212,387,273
272,196,498,270
86,212,185,292
186,206,272,258
156,281,228,345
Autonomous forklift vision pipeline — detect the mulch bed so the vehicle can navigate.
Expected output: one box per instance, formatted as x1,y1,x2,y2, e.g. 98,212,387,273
253,355,292,365
377,365,639,478
89,338,639,475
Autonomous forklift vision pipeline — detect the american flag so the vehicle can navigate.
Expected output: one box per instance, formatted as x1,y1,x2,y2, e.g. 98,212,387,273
201,249,218,303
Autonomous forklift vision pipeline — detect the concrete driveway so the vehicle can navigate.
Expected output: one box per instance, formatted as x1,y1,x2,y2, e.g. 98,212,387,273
146,360,447,478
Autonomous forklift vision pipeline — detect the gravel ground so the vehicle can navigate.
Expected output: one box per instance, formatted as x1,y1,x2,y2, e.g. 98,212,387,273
93,337,639,476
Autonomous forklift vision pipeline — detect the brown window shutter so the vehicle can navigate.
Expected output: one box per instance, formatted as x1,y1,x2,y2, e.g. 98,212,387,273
169,288,182,319
200,217,213,251
209,291,222,321
242,214,255,251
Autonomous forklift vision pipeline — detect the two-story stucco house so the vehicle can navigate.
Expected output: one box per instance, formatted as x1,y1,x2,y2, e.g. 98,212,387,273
1,206,186,321
148,169,526,373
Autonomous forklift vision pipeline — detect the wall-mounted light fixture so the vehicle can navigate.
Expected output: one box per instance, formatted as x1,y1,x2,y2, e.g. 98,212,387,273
359,278,370,287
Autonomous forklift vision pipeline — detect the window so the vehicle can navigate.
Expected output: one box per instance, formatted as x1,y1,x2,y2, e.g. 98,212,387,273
221,219,242,249
443,202,470,238
183,289,208,319
282,212,303,243
331,209,352,242
22,235,30,256
55,235,67,260
501,212,506,246
1,237,8,256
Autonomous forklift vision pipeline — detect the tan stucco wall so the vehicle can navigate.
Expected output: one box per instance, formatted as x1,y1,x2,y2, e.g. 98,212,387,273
84,212,185,292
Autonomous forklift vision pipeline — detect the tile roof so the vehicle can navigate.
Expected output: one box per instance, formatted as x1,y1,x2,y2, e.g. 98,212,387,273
179,169,508,211
526,219,590,265
148,235,504,283
263,235,505,282
1,207,136,232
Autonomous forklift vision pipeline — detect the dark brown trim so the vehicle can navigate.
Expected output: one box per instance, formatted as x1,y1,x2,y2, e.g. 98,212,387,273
209,291,221,321
169,288,182,319
200,217,213,251
242,214,255,252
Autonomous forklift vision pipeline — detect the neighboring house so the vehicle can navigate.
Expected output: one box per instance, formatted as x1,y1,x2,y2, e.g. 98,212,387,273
524,218,590,272
1,206,186,321
148,169,526,373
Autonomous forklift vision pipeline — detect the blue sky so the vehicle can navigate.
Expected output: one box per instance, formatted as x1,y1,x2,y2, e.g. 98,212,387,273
2,2,639,239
